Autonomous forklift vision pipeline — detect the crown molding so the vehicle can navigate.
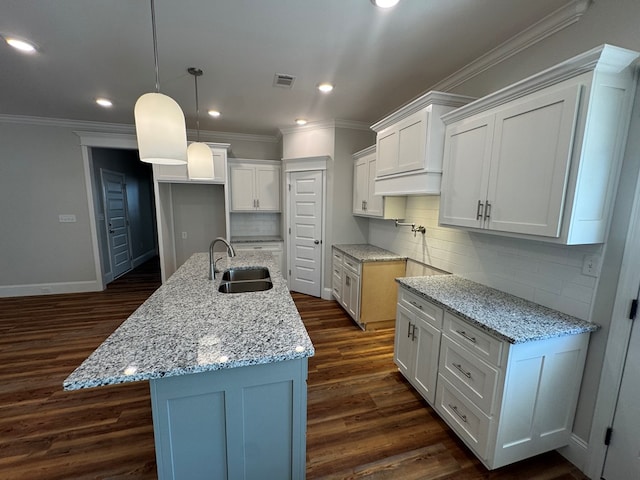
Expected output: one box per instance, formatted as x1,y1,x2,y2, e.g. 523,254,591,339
279,119,371,135
430,0,592,93
0,114,278,144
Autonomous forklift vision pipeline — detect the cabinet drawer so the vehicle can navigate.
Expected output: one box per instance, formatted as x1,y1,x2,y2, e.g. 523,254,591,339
399,288,443,329
332,249,343,264
343,255,361,276
444,313,504,366
332,273,342,300
436,375,490,460
439,335,499,415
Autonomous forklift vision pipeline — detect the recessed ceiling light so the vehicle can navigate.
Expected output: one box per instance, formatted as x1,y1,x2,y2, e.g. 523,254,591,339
208,110,221,118
295,118,307,126
371,0,400,8
4,36,38,53
96,98,113,107
318,83,334,93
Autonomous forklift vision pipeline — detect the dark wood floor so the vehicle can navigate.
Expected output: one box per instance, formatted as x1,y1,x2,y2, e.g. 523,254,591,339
0,259,587,479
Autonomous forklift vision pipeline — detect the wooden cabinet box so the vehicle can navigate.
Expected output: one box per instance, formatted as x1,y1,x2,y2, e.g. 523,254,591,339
439,44,639,244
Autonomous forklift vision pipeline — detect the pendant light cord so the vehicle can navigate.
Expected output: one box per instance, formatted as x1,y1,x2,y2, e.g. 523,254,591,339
150,0,160,93
194,74,201,142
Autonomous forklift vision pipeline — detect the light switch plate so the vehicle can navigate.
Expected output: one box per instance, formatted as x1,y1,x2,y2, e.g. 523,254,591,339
59,214,77,223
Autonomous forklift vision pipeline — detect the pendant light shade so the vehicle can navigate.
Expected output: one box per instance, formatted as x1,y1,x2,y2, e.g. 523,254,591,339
187,142,214,178
186,67,214,179
135,93,188,165
134,0,187,165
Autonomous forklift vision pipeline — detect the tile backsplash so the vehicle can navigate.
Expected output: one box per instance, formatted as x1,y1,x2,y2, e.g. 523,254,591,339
369,196,601,320
230,212,282,237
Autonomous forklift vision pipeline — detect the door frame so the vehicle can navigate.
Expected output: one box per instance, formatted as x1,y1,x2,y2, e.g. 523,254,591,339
100,168,134,282
585,147,640,478
283,156,328,297
77,132,139,291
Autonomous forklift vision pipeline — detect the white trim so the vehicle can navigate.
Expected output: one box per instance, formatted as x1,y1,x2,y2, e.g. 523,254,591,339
0,114,278,144
585,147,640,477
283,156,330,172
76,131,138,149
558,433,589,472
0,281,101,298
81,144,105,292
430,0,592,93
279,119,371,136
321,286,333,301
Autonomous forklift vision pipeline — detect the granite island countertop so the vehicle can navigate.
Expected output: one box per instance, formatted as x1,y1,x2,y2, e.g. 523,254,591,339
63,252,314,390
397,275,599,344
333,244,407,263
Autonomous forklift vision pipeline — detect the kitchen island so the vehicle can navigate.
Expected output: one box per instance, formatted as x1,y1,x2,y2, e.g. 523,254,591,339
64,252,314,480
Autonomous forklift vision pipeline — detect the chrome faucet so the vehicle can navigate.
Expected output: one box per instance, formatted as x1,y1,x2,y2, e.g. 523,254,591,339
209,237,236,280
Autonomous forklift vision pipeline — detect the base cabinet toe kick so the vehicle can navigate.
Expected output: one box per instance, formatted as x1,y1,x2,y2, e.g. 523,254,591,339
394,283,592,470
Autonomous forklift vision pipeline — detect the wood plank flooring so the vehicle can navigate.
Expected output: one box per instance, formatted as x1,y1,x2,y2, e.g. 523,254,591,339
0,260,587,479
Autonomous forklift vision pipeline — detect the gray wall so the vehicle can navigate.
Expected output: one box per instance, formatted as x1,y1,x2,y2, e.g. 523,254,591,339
0,123,95,287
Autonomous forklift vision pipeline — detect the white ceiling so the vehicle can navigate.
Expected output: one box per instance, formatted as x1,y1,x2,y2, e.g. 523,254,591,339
0,0,572,136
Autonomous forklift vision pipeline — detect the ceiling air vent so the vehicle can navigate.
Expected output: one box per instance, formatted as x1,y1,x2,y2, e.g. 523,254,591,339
273,73,296,88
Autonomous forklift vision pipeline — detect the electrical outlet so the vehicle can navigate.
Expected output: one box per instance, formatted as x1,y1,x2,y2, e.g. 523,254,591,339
582,254,601,277
181,231,188,239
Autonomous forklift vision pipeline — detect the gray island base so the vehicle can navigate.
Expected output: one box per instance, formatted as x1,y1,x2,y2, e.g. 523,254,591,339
64,252,314,480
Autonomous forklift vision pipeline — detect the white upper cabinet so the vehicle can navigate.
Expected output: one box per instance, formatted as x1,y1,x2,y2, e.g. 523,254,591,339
153,143,229,184
352,145,406,219
440,45,639,245
370,91,475,196
229,159,281,212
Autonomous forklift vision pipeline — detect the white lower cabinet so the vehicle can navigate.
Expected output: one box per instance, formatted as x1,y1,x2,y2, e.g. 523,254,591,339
394,285,590,469
233,242,284,274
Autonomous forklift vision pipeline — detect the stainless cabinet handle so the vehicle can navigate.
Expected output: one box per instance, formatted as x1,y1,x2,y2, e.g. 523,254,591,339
407,321,412,338
484,201,491,220
409,300,423,310
448,403,468,423
452,362,472,379
456,330,477,344
411,324,417,341
476,200,484,220
345,276,350,286
257,199,260,208
364,200,367,210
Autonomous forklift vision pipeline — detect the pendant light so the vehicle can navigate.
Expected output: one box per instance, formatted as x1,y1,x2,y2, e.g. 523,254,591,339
134,0,187,165
186,67,215,179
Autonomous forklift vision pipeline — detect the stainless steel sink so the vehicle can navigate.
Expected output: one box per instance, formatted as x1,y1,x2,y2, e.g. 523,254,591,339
218,280,273,294
221,267,270,282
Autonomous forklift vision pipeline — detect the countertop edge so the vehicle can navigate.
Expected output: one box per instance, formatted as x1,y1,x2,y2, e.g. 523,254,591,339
396,277,600,344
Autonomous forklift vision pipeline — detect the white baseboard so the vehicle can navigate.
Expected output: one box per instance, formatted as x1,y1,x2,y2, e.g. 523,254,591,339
321,287,334,301
0,280,102,298
558,433,589,473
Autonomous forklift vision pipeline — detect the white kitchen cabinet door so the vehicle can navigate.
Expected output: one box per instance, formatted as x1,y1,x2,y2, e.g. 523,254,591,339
411,314,442,405
365,157,383,216
255,166,281,211
376,128,398,177
352,157,368,215
397,109,428,173
394,304,414,376
230,163,281,212
230,166,256,211
439,114,494,229
486,85,581,237
342,271,360,322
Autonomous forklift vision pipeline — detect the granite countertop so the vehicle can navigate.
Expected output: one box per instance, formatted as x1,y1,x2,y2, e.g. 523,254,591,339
397,275,599,344
333,244,407,263
63,252,314,391
231,236,283,243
